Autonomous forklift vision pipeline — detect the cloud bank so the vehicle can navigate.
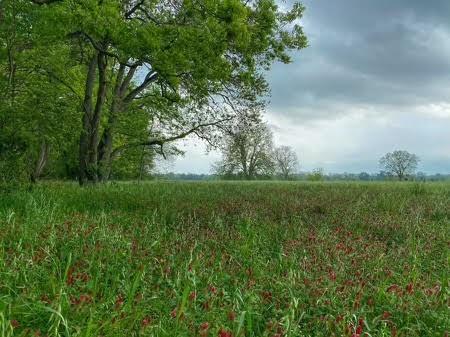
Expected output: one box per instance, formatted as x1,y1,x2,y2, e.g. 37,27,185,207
173,0,450,174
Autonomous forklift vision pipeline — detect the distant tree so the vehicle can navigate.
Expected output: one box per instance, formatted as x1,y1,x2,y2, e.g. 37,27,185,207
379,150,420,181
415,171,426,182
358,172,371,181
307,168,324,181
214,119,275,179
274,146,299,179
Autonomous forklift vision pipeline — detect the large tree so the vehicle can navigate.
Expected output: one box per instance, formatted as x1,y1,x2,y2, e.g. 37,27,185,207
27,0,307,185
214,117,275,179
274,145,299,179
379,150,420,181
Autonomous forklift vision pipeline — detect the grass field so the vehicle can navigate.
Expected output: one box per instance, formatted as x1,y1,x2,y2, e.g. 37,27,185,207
0,181,449,337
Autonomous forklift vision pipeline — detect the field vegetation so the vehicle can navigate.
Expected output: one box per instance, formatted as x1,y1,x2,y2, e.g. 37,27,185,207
1,181,448,336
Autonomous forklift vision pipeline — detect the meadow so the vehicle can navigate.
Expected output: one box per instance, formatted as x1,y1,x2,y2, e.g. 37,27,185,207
0,181,448,337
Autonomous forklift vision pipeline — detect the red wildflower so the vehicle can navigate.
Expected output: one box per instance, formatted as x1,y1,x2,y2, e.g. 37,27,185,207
355,318,364,335
353,292,362,309
170,308,177,318
79,294,92,303
66,268,75,286
200,322,210,337
425,284,441,296
247,279,256,288
200,322,210,330
141,316,151,327
115,294,125,310
227,311,236,321
382,311,391,319
387,284,402,295
189,291,197,301
391,326,397,336
11,320,19,329
218,328,233,337
208,285,217,295
355,325,363,334
261,290,272,301
406,283,414,294
70,296,81,306
40,294,51,304
328,270,337,281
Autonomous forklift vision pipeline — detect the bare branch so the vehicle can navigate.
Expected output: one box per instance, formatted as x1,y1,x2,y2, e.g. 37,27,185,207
123,70,158,103
111,117,231,158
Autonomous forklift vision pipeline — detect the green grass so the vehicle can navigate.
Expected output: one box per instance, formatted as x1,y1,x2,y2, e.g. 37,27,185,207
0,181,449,336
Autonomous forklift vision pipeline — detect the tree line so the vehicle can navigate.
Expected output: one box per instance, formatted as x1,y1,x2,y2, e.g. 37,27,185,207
212,120,427,181
154,172,450,182
0,0,307,185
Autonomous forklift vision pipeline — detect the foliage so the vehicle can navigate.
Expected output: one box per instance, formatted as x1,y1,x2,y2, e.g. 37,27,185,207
379,150,420,181
0,0,82,182
273,145,299,179
0,181,448,336
307,167,324,181
32,0,307,184
0,0,308,184
214,118,275,179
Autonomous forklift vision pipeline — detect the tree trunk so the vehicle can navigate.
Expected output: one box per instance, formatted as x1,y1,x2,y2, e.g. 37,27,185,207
97,63,153,182
87,51,108,182
30,140,49,183
97,111,118,181
79,51,108,185
78,53,97,185
97,64,127,181
95,62,154,182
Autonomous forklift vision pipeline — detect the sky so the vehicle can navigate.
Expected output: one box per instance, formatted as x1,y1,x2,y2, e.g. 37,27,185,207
169,0,450,174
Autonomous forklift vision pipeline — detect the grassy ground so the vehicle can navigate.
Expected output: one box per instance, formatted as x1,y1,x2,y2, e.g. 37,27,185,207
0,181,449,337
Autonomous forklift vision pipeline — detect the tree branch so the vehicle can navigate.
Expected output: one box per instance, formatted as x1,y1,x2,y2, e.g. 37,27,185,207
39,68,82,100
111,117,231,158
123,70,158,103
125,0,145,18
119,64,138,97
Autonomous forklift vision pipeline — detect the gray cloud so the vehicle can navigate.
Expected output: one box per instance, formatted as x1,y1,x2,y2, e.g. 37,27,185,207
268,0,450,118
172,1,450,174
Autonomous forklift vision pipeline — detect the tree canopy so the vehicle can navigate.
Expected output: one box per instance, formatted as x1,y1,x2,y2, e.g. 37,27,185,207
213,117,275,179
0,0,307,184
274,145,299,179
379,150,420,180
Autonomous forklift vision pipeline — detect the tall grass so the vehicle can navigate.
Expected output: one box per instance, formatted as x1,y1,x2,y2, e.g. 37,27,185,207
0,181,448,336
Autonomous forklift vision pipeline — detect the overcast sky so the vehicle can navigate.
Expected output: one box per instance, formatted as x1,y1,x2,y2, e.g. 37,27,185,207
170,0,450,174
